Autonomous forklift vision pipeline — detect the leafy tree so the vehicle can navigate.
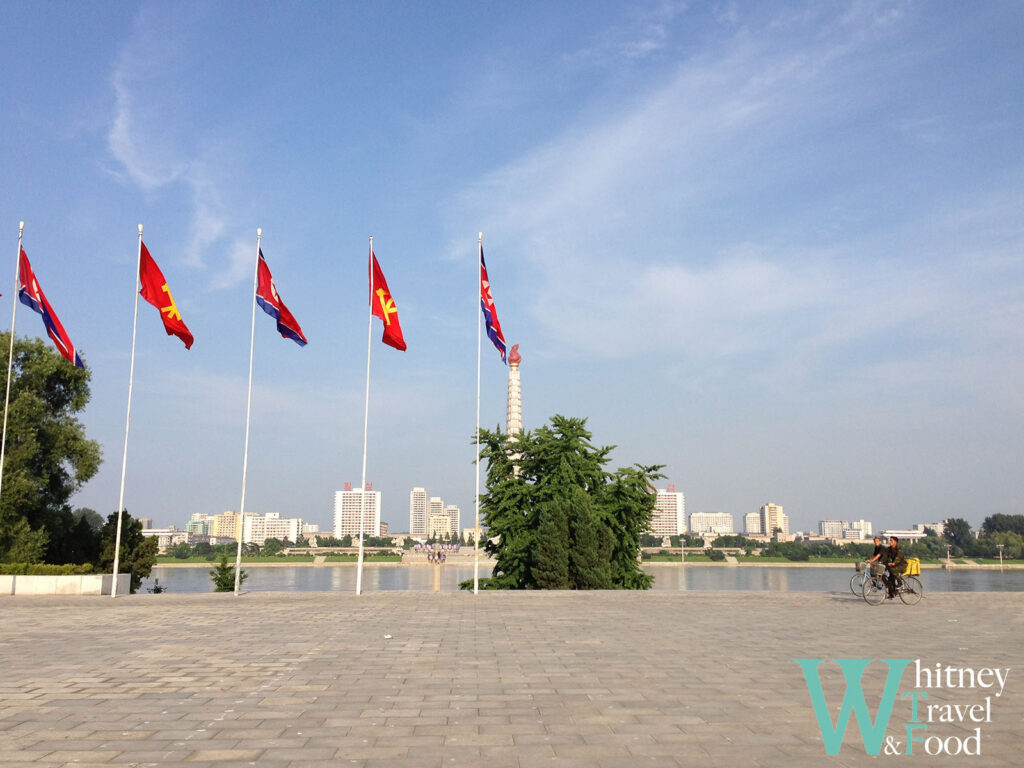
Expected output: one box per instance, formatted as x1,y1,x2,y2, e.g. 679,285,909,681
470,415,661,590
261,538,285,556
96,511,158,593
943,518,974,551
210,554,247,592
340,534,353,547
193,541,213,557
0,334,101,563
72,507,103,532
705,548,726,561
981,514,1024,537
168,542,192,559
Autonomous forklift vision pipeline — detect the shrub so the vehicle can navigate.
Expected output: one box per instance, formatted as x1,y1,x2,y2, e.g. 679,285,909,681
0,563,94,575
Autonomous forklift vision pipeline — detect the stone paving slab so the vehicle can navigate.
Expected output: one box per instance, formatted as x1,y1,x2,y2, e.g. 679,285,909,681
1,590,1021,767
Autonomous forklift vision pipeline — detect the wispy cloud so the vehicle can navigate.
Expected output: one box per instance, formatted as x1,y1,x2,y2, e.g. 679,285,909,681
453,2,1024,409
106,7,243,283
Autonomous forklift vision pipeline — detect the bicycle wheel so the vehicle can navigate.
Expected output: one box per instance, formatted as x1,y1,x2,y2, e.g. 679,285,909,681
850,573,864,596
899,576,923,605
863,577,886,605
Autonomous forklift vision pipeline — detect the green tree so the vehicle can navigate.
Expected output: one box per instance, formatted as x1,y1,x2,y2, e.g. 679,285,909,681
568,488,613,589
168,542,191,559
0,333,101,564
340,534,353,547
193,541,214,558
96,511,158,593
210,555,247,592
531,498,570,588
261,538,285,556
943,518,974,551
470,415,661,590
981,514,1024,536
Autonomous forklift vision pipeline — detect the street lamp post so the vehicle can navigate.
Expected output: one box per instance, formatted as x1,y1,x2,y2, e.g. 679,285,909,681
997,543,1005,571
946,544,952,567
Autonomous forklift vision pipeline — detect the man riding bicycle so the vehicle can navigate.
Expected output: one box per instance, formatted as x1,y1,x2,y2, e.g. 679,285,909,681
868,536,885,565
884,535,907,599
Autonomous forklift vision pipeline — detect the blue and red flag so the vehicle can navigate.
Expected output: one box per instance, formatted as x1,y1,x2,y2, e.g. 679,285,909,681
480,246,506,362
17,248,83,368
256,250,307,346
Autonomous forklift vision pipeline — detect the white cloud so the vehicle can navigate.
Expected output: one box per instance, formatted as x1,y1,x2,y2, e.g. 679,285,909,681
452,1,1024,413
106,8,240,281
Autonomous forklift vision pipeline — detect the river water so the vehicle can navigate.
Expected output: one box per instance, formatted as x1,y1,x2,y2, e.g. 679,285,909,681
140,564,1024,594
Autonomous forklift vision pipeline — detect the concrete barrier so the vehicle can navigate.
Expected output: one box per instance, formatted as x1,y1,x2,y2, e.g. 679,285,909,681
5,573,130,596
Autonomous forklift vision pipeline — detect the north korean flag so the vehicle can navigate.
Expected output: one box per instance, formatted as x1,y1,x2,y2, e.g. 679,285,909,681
17,248,84,368
256,250,307,346
480,247,506,363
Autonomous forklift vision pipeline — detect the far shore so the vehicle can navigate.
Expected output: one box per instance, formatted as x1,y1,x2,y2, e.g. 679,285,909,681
153,558,1024,570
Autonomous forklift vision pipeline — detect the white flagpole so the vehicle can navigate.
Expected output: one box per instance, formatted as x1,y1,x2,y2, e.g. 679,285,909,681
0,221,25,504
474,232,482,594
234,228,262,595
356,236,374,595
112,224,144,598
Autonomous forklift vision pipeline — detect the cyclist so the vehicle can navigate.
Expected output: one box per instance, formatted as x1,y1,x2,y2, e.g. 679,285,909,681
867,536,885,564
884,535,908,599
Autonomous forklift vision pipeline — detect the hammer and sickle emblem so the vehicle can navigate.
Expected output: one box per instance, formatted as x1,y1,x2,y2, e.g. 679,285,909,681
160,283,182,322
376,288,397,326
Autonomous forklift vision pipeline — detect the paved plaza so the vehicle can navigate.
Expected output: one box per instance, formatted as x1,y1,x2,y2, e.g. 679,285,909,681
1,589,1021,767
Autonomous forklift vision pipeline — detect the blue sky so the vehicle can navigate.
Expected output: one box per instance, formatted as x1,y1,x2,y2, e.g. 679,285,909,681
2,1,1022,534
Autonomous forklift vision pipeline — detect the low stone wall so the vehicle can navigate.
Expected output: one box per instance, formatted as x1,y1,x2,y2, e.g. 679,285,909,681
2,573,130,596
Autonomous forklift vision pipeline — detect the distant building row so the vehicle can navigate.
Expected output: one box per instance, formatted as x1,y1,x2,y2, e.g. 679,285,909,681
648,491,798,539
409,487,461,539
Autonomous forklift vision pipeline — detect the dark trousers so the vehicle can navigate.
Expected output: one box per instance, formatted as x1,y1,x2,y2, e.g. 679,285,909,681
885,566,903,595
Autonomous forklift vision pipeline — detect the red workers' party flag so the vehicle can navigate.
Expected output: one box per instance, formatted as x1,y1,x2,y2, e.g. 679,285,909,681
369,249,406,351
138,242,194,349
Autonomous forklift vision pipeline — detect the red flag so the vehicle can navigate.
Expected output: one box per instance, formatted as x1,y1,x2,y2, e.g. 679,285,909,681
369,249,406,351
138,242,194,349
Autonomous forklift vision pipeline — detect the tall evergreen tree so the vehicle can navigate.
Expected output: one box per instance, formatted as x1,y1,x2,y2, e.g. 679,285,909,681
532,498,570,588
568,487,612,589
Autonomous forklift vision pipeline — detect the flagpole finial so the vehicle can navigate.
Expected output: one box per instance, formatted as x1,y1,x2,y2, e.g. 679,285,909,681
478,232,483,241
257,227,262,238
138,224,143,235
19,221,24,234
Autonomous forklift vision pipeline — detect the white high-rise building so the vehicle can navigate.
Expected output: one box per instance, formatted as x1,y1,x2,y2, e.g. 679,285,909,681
760,503,789,536
649,485,686,537
744,512,762,535
334,482,381,538
850,519,873,537
428,497,444,521
689,512,735,535
409,488,428,536
819,520,847,539
444,504,461,537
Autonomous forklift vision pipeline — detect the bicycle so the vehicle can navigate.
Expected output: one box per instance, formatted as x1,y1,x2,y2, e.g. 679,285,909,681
862,560,923,605
850,561,871,595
